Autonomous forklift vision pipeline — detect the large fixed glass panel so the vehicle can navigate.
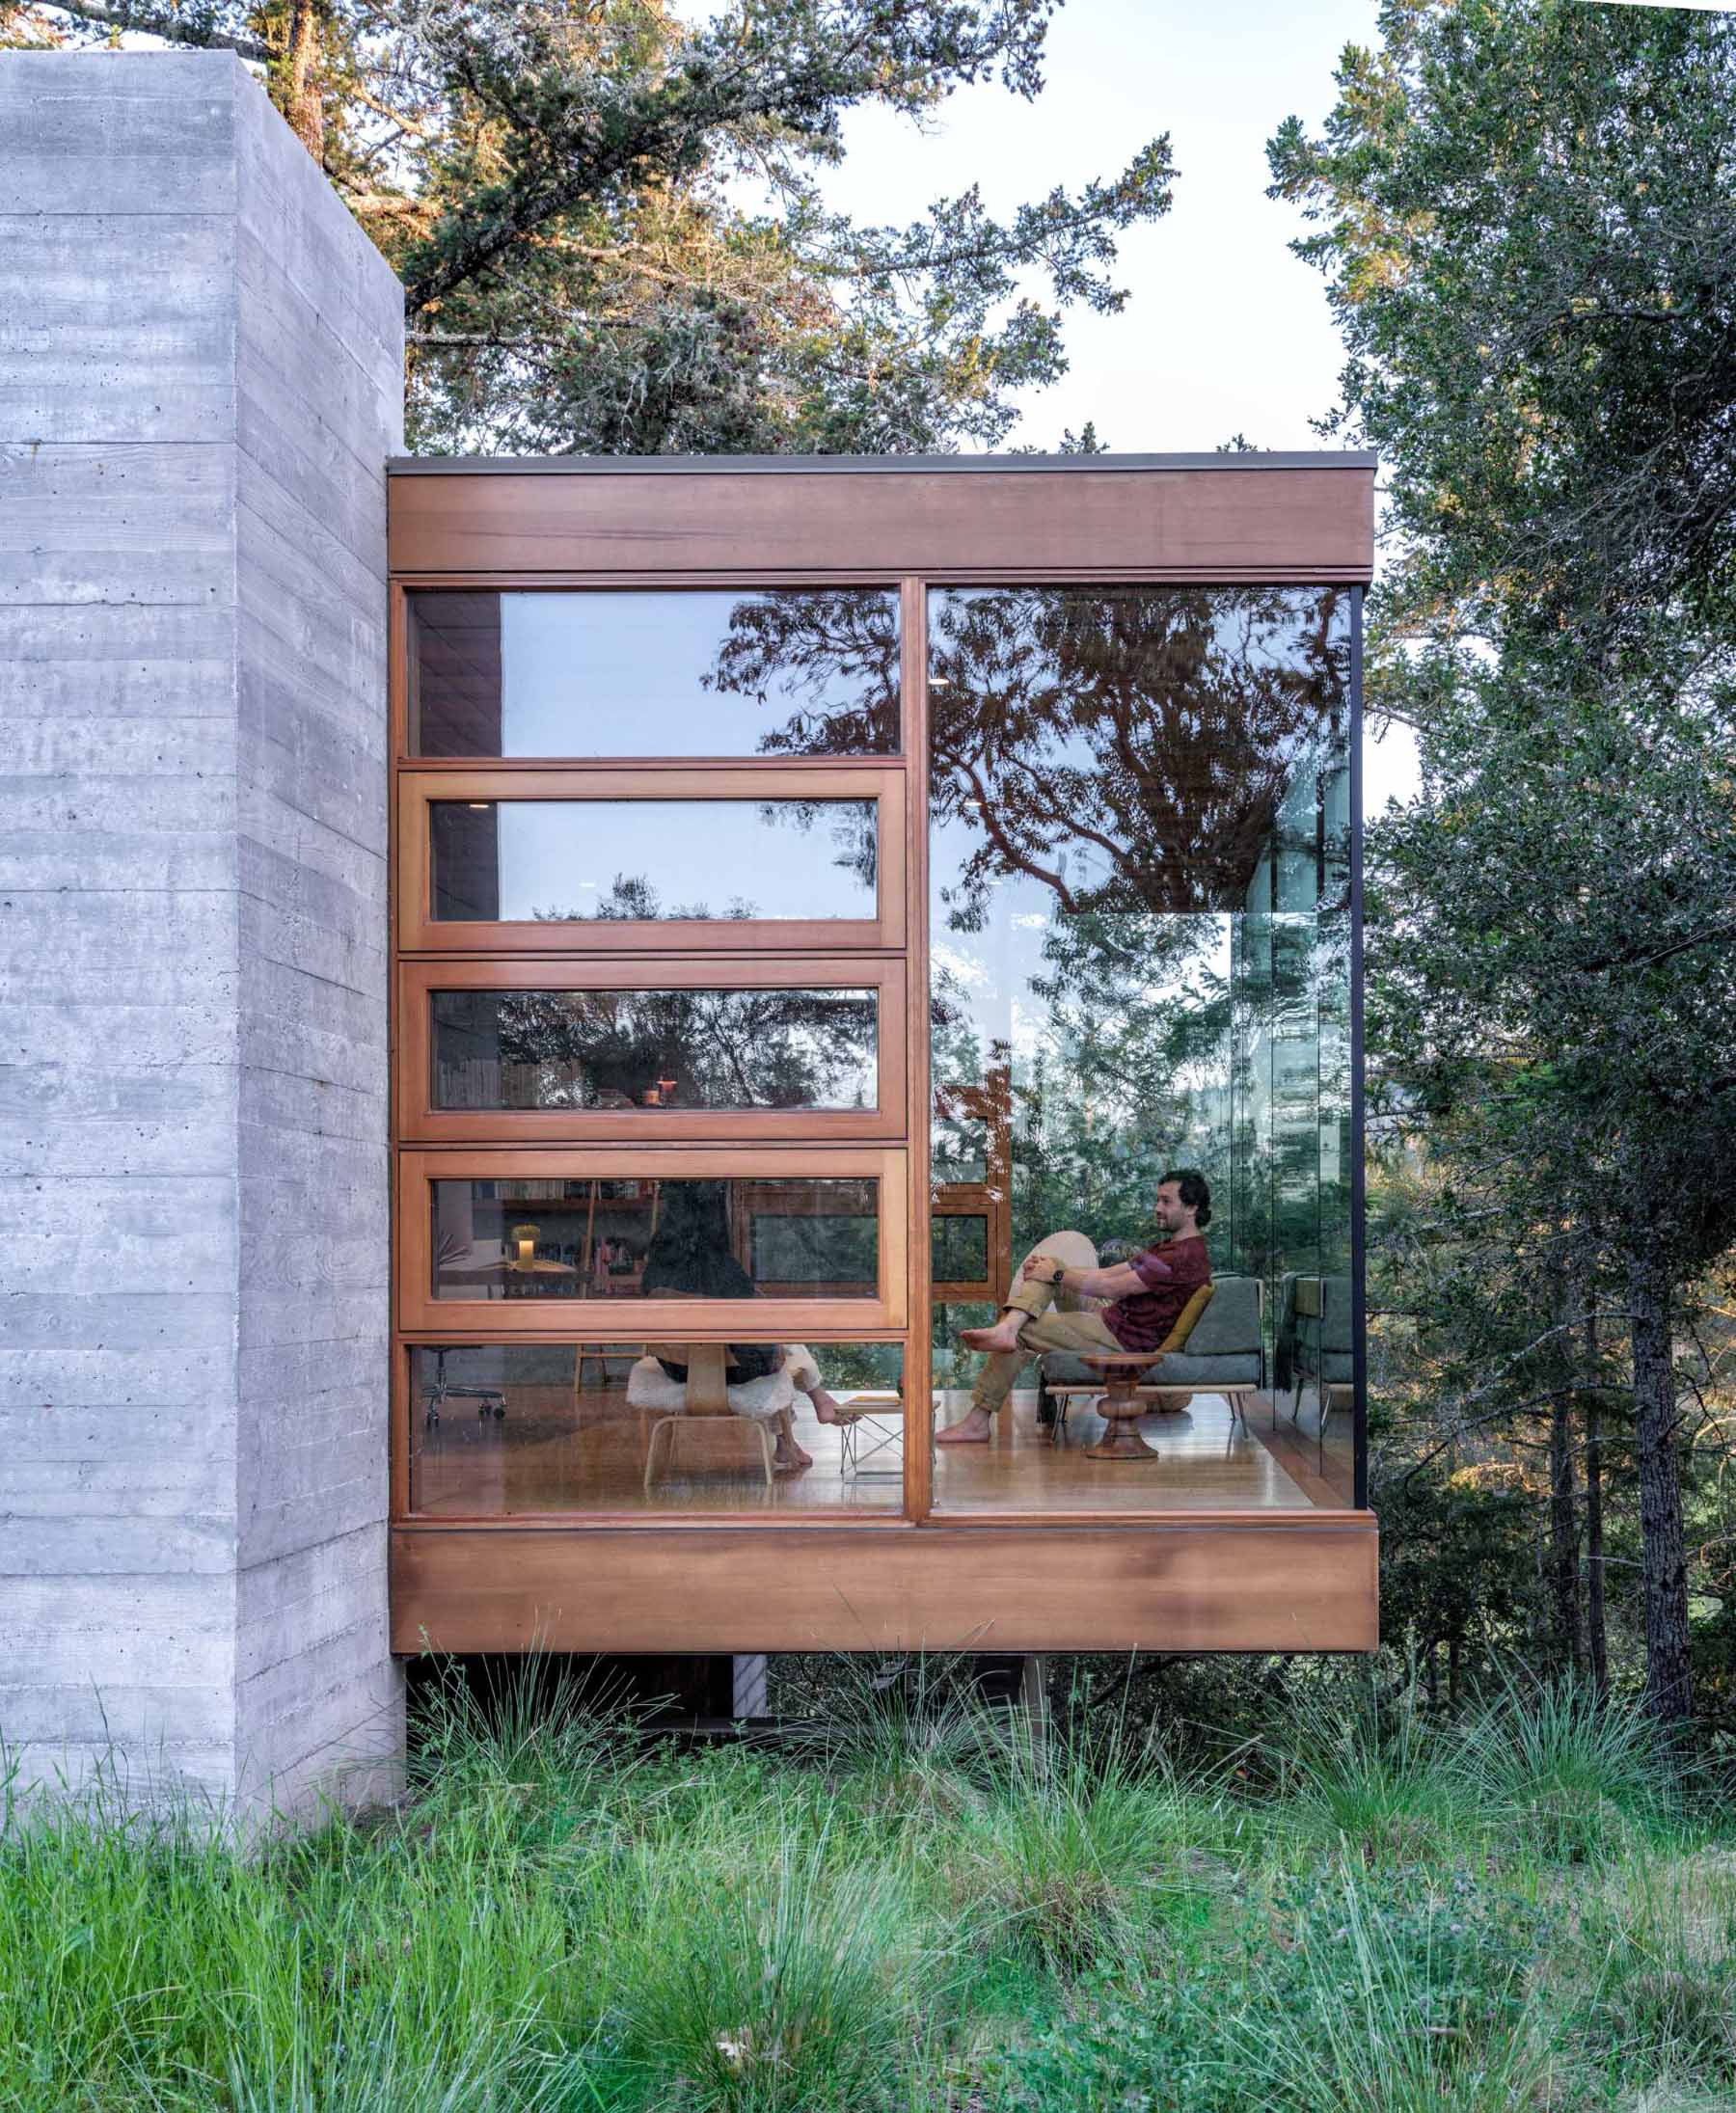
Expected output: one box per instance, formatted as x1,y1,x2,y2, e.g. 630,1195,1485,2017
430,986,879,1114
925,583,1357,1514
431,1176,880,1303
409,1341,905,1516
429,799,877,925
408,589,900,757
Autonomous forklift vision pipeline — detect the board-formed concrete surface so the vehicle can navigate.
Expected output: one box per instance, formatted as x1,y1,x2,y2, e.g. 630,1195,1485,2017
0,49,404,1819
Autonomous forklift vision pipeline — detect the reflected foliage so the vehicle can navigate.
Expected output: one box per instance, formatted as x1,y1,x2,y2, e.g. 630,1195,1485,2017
434,986,877,1113
714,582,1350,919
926,587,1349,923
410,588,900,759
913,583,1355,1433
707,589,901,756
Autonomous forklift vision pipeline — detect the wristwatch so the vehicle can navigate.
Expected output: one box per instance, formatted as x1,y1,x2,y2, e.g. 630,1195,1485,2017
1049,1264,1067,1286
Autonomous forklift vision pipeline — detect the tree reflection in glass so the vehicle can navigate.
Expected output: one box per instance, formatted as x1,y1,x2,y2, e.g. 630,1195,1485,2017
431,985,879,1113
428,805,879,925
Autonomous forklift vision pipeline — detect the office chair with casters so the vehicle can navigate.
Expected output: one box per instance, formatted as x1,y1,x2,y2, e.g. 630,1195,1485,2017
422,1346,507,1429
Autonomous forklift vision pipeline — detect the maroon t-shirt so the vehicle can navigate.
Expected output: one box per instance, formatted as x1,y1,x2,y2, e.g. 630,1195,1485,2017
1103,1235,1212,1352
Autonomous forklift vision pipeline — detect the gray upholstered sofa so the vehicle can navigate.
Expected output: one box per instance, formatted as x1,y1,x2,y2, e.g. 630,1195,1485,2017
1038,1273,1265,1434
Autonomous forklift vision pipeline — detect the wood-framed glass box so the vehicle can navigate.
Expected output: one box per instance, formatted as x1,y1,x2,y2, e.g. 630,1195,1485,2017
388,453,1378,1655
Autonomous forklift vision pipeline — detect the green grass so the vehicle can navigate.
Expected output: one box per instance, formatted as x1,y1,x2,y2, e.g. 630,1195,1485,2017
2,1670,1730,2112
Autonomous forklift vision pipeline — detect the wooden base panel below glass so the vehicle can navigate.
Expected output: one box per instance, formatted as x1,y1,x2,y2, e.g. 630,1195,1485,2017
391,1516,1378,1655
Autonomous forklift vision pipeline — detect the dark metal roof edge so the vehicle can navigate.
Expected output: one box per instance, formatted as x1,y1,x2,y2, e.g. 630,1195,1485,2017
386,449,1376,477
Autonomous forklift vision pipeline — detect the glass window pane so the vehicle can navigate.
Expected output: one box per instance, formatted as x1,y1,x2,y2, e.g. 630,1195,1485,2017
932,1215,989,1284
431,1176,879,1302
428,799,878,925
410,1341,904,1516
409,589,900,758
430,988,879,1114
926,584,1356,1515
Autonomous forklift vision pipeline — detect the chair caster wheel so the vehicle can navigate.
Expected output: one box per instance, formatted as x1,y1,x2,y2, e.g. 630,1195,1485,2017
425,1408,440,1429
494,1405,506,1420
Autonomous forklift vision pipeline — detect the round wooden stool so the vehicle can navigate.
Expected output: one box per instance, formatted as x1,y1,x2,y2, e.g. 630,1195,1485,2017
1077,1351,1162,1461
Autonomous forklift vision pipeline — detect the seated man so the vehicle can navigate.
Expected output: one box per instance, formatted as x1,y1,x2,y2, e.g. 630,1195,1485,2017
936,1169,1214,1445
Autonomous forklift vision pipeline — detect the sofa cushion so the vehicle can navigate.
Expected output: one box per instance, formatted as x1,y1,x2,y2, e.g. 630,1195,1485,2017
1145,1349,1261,1387
1043,1348,1261,1389
1180,1274,1261,1356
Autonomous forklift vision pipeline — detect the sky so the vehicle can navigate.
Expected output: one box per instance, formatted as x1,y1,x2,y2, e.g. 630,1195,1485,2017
799,0,1385,459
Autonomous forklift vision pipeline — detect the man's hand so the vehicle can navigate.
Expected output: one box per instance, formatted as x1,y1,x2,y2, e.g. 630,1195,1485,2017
1021,1253,1063,1284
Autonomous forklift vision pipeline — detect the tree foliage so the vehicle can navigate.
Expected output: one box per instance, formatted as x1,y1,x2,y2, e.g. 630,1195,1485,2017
14,0,1174,453
1274,0,1736,1720
1268,0,1736,649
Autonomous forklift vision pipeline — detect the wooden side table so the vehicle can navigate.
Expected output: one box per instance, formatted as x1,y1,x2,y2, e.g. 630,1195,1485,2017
1075,1352,1162,1462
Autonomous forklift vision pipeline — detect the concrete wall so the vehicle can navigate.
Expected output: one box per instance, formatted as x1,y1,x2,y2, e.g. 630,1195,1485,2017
0,49,404,1820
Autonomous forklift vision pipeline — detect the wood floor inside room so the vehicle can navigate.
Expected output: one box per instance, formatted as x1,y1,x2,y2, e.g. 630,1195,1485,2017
932,1389,1354,1512
410,1383,1355,1516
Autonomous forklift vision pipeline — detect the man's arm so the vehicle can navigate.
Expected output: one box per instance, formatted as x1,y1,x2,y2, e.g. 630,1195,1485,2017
1021,1254,1148,1300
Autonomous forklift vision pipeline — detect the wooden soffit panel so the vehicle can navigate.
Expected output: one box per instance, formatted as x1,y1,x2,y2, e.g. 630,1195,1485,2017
388,460,1375,582
391,1518,1379,1655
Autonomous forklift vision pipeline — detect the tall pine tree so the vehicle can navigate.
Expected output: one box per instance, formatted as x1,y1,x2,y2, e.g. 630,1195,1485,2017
1272,0,1736,1720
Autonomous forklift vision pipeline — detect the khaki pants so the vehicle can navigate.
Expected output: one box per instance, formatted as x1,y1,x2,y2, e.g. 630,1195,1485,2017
970,1230,1123,1414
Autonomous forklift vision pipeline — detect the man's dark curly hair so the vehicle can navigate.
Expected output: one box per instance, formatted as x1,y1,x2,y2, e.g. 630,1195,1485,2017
1160,1168,1212,1229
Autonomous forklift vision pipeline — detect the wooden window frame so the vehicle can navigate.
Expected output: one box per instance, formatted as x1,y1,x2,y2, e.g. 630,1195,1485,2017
396,1145,909,1339
397,765,906,955
387,530,1371,1544
930,1183,1011,1305
397,956,909,1146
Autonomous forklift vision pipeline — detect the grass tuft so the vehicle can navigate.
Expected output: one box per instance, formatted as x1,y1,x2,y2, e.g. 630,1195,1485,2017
214,2004,563,2113
1455,1673,1683,1860
793,1651,1007,1813
598,1820,939,2110
1264,1680,1467,1864
956,1731,1201,1975
1221,1868,1557,2113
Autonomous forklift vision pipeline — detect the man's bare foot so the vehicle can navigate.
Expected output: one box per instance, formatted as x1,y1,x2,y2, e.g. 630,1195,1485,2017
808,1387,843,1425
773,1437,813,1470
936,1405,993,1445
959,1314,1024,1353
